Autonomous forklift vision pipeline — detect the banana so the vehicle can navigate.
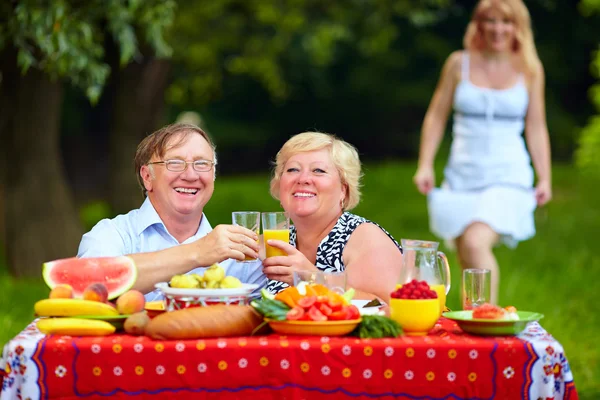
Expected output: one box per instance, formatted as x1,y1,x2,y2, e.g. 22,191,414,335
34,298,119,317
37,318,115,336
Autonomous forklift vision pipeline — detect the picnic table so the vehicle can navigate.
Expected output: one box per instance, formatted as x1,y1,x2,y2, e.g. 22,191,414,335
1,317,578,399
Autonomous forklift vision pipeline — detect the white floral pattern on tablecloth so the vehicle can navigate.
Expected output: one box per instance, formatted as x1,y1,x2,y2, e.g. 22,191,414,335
517,322,575,399
1,321,44,400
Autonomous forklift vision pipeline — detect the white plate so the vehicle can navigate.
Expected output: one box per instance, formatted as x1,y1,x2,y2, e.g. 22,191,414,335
155,282,259,297
352,300,386,316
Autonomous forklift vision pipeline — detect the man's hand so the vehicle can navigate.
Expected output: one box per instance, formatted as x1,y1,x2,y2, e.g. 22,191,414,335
193,224,260,265
261,240,316,285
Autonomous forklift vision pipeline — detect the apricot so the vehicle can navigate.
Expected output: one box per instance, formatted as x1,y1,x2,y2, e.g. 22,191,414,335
116,290,145,315
82,283,109,303
124,312,150,336
49,284,73,299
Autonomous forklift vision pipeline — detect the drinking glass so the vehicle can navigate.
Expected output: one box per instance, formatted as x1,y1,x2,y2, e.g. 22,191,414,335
462,269,491,310
232,211,260,262
261,212,290,258
293,270,347,295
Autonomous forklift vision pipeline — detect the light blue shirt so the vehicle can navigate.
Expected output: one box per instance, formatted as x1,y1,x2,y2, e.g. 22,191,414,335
77,197,267,301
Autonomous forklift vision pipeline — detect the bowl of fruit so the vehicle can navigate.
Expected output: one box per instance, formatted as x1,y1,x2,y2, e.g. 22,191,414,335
389,280,440,336
156,264,259,311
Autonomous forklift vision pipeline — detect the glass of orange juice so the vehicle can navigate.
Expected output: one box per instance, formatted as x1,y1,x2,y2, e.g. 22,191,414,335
232,211,260,261
262,212,290,258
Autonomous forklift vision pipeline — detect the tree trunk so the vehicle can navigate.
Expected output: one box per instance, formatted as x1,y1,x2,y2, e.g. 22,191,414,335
2,63,83,277
109,58,171,214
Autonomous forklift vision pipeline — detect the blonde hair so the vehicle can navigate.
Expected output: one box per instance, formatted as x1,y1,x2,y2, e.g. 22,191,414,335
269,132,362,211
463,0,540,77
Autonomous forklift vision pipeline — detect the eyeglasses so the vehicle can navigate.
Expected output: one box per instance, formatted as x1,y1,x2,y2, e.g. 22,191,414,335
147,159,216,172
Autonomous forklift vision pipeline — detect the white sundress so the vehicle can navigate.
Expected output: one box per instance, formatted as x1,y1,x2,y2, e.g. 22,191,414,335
427,52,537,248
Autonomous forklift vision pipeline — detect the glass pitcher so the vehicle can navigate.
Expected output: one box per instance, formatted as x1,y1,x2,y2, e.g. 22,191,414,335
398,239,451,314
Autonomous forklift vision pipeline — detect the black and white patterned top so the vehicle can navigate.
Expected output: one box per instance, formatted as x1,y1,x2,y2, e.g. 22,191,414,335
265,212,402,294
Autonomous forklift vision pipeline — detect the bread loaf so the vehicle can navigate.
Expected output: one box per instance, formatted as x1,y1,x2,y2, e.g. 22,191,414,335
145,304,264,339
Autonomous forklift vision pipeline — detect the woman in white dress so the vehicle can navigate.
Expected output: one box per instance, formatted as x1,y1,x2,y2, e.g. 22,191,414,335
413,0,552,304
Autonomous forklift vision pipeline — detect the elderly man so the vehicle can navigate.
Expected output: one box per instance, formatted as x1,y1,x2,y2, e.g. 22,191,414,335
78,123,265,300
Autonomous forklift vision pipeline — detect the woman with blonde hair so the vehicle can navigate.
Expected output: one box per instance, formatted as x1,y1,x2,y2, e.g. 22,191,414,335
262,131,403,303
413,0,552,304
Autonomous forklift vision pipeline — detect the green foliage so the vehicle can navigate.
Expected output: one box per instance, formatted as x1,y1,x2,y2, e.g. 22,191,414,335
1,161,599,395
79,200,112,232
576,0,600,174
0,0,176,103
167,0,451,106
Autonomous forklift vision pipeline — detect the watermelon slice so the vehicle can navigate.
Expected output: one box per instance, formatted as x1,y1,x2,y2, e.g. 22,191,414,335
43,256,137,300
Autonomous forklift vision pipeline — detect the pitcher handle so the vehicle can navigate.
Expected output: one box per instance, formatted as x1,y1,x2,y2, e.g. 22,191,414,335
437,251,451,295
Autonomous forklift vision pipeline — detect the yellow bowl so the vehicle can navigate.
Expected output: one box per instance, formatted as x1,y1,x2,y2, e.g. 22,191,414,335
265,318,361,336
390,298,440,336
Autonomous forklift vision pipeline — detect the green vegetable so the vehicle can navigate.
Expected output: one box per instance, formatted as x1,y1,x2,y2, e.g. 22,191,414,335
350,315,402,338
342,288,355,303
260,288,275,300
251,298,290,321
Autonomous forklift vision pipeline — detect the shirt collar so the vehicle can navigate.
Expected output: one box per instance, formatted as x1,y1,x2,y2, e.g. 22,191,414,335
136,197,164,235
136,197,211,241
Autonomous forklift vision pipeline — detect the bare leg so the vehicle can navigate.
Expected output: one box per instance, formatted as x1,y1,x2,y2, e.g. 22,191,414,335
455,222,500,304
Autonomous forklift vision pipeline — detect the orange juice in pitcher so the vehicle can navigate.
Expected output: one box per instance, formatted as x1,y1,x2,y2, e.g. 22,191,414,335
397,239,451,316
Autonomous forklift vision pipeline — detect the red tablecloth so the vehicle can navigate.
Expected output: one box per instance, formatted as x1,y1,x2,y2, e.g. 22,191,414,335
1,318,578,399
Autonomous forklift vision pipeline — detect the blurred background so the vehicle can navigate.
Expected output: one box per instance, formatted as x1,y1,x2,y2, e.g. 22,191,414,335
1,0,599,397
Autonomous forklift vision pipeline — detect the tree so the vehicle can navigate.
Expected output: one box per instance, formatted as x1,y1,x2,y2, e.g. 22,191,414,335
576,0,600,175
0,0,174,276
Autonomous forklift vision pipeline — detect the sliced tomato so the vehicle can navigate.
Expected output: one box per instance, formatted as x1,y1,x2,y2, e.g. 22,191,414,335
299,313,312,321
328,309,349,321
286,306,305,321
318,303,332,316
345,305,361,320
307,305,327,321
327,298,343,311
315,295,329,305
297,295,317,310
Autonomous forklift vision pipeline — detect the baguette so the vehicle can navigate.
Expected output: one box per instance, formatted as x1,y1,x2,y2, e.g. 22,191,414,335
145,305,264,340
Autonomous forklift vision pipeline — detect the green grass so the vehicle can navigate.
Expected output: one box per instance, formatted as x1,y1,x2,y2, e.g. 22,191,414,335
1,161,599,396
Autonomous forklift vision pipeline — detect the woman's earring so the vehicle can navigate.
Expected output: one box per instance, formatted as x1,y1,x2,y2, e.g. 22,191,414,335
340,198,345,211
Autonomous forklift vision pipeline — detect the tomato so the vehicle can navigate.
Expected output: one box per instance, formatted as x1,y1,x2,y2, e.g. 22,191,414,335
315,295,329,305
318,303,332,316
286,306,305,320
327,298,343,311
328,309,349,321
345,305,361,320
307,305,327,321
297,296,317,309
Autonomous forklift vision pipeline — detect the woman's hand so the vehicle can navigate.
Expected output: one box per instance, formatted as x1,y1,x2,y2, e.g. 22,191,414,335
413,166,435,194
535,180,552,206
261,240,316,285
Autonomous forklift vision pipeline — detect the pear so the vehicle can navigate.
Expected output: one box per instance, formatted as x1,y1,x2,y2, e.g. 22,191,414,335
170,274,200,289
203,264,225,284
220,276,242,289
